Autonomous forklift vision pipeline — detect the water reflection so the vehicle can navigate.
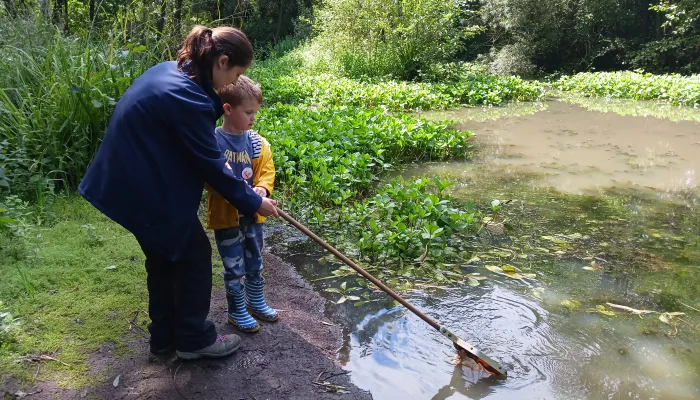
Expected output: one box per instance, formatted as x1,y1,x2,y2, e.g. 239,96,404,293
268,99,700,399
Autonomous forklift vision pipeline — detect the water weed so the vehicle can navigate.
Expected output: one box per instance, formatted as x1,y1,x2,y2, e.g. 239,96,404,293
555,71,700,107
256,105,472,207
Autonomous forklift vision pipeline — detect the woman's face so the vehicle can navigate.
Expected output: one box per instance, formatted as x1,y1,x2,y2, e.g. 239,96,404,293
212,55,248,90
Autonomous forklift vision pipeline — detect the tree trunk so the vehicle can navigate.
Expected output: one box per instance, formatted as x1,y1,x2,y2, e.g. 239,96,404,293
89,0,95,23
38,0,50,18
52,0,61,25
275,0,285,40
3,0,16,17
157,0,167,36
63,0,69,33
174,0,182,37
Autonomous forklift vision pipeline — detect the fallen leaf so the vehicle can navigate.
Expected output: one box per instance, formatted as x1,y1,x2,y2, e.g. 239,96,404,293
504,271,523,279
468,277,480,287
522,273,537,279
336,296,347,304
113,375,120,387
485,265,503,273
104,266,117,271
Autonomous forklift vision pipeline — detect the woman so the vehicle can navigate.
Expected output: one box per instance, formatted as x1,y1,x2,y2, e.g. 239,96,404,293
79,25,278,360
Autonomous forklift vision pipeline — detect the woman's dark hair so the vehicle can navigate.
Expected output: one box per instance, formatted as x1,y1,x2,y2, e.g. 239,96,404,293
177,25,253,83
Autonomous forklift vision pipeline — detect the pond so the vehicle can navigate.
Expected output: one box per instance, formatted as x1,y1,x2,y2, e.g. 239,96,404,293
269,97,700,400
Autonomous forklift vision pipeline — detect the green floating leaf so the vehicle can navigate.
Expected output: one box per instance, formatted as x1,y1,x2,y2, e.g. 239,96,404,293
501,265,518,273
467,277,480,287
522,273,537,279
561,299,582,311
336,296,347,304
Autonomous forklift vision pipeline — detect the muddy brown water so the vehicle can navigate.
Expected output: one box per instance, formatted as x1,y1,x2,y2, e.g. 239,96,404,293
423,99,700,194
272,98,700,400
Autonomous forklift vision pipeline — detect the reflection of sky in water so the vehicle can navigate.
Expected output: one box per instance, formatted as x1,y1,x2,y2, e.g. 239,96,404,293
340,269,699,400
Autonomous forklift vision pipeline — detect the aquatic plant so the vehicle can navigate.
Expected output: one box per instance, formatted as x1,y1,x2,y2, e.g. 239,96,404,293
555,71,700,107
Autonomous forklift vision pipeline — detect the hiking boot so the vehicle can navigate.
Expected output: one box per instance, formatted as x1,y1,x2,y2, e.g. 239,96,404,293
175,334,242,360
245,276,278,322
227,288,260,333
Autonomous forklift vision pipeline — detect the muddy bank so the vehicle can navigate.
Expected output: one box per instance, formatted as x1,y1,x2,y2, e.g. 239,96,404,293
8,253,371,400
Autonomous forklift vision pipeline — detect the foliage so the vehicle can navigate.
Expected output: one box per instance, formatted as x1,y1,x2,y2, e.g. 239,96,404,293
302,177,489,286
0,301,21,345
254,58,545,110
0,18,161,199
555,71,700,107
256,105,471,208
313,0,470,79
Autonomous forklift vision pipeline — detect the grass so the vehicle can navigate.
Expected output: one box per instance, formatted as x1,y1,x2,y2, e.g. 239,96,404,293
0,196,148,387
0,18,162,200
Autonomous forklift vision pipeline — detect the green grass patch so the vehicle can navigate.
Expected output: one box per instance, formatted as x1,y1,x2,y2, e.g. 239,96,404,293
0,196,148,388
555,71,700,107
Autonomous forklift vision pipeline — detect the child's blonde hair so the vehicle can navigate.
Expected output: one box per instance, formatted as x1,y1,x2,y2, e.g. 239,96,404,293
218,75,262,106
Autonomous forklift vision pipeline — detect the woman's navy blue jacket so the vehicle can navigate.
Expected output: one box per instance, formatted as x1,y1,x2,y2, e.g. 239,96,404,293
78,61,262,260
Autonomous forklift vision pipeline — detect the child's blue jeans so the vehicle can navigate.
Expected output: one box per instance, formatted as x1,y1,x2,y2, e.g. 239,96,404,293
214,223,264,293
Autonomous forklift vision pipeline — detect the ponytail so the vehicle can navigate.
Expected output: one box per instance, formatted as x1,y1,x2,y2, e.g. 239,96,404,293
177,25,254,83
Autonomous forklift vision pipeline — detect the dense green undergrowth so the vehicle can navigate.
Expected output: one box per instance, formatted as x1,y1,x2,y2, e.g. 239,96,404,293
256,105,470,208
555,71,700,107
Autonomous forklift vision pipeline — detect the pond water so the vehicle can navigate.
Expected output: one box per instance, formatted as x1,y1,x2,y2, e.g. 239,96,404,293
269,97,700,400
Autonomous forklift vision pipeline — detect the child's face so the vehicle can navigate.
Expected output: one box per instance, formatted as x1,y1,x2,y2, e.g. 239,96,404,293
224,98,261,133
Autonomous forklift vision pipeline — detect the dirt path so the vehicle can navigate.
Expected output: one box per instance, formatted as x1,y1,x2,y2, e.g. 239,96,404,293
13,253,372,400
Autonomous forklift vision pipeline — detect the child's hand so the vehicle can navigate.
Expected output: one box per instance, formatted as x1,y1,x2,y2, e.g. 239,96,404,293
252,186,268,198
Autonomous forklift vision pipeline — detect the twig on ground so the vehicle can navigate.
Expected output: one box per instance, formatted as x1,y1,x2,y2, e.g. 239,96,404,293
172,362,188,400
16,354,70,367
32,364,41,384
312,381,350,394
316,368,328,382
321,321,333,326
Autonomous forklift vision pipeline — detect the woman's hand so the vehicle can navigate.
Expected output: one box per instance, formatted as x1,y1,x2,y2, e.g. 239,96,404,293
252,186,268,197
257,197,279,217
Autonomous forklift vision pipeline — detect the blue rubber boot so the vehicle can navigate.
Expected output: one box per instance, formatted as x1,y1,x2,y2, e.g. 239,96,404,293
226,288,260,333
245,276,278,322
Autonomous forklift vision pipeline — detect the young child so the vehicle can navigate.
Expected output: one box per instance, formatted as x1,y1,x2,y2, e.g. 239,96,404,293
207,76,277,333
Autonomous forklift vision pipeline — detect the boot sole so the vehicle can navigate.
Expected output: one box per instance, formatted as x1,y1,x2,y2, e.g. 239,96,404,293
176,341,241,360
228,315,260,333
248,307,279,322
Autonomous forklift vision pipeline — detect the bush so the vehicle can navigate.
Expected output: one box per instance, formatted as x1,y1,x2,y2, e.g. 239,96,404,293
314,0,466,80
0,18,163,199
255,58,544,110
555,71,700,107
